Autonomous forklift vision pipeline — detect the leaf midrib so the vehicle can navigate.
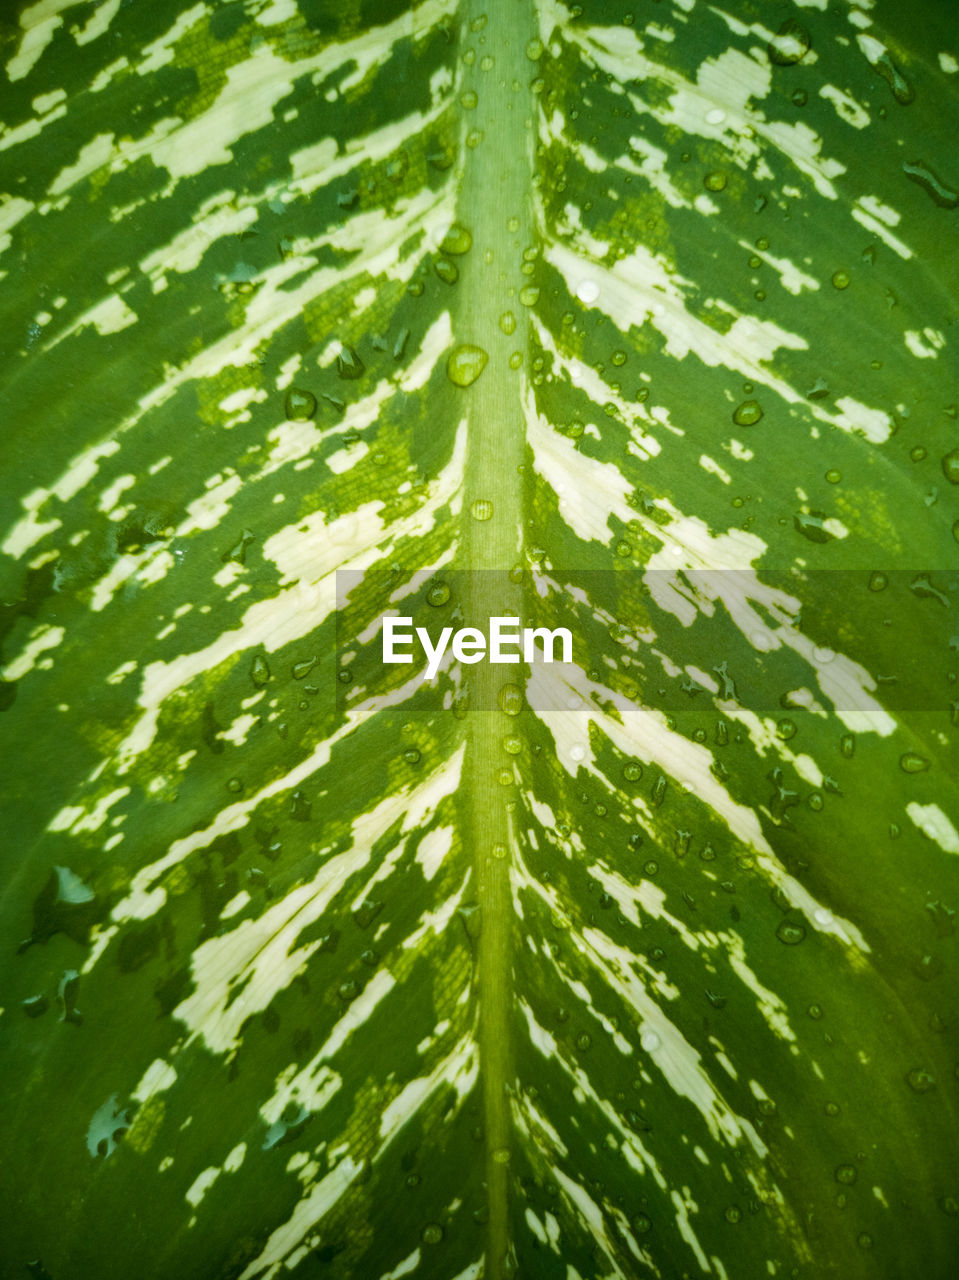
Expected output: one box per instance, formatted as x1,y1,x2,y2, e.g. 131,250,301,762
455,3,537,1273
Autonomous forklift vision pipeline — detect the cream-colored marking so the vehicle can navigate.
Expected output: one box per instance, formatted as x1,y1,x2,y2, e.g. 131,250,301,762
416,824,453,881
904,329,945,359
819,85,869,128
133,1058,177,1102
699,454,731,483
736,239,820,294
75,0,122,44
220,890,250,919
2,624,64,680
379,1034,477,1139
907,803,959,854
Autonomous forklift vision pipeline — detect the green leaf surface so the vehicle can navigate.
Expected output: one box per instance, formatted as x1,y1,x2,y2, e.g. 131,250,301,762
1,1,958,1277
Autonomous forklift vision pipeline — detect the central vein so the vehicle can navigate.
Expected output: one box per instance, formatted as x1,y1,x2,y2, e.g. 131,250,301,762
454,1,538,1275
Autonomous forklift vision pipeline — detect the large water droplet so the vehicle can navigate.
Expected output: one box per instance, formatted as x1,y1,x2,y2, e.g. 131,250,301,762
875,52,914,104
447,344,488,387
336,346,365,380
284,387,317,420
439,223,472,255
899,752,929,773
434,258,459,285
793,511,834,543
905,1067,936,1094
941,448,959,484
498,683,524,716
250,655,270,687
767,18,811,66
776,919,806,945
470,497,493,521
903,159,959,208
733,398,763,426
499,310,516,335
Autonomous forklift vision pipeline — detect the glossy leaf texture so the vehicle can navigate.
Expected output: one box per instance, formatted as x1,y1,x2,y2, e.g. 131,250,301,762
0,1,957,1278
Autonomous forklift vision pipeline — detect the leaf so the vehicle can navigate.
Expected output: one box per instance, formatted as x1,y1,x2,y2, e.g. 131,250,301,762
1,1,958,1278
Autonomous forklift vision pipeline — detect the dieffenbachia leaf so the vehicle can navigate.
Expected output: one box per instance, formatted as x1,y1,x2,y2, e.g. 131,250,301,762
1,0,957,1277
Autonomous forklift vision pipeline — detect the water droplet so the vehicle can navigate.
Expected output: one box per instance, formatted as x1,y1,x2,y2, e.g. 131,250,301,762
525,39,543,60
22,994,48,1018
793,511,834,543
776,718,797,741
733,399,763,426
427,581,450,606
875,52,914,104
705,107,726,124
460,90,478,110
905,1067,936,1094
503,735,522,756
640,1028,661,1052
292,656,317,679
491,842,508,860
290,789,311,820
903,159,959,209
899,752,929,773
421,1223,444,1245
575,1032,592,1050
470,497,493,521
227,777,243,793
840,733,855,758
440,222,471,252
825,468,841,484
703,170,727,192
941,448,959,484
857,1233,873,1251
446,344,488,387
336,346,365,380
576,280,600,304
767,18,811,66
518,285,539,307
633,1213,652,1235
403,748,421,765
284,387,317,420
623,761,643,782
250,655,270,687
776,920,806,945
832,270,851,290
724,1205,742,1224
868,571,887,592
427,251,458,286
499,310,516,335
835,1164,857,1185
570,744,586,763
498,683,524,716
